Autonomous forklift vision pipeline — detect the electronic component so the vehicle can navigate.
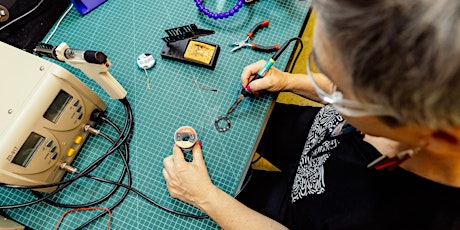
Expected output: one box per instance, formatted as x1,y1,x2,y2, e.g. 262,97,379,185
0,41,107,192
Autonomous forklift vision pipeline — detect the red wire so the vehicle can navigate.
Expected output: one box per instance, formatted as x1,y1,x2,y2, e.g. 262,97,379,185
54,207,112,230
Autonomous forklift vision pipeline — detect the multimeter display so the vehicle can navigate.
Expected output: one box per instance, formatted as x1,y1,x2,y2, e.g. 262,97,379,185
12,132,45,167
43,90,73,123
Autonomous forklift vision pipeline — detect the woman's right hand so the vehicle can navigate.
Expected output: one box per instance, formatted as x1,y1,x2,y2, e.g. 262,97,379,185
240,60,290,93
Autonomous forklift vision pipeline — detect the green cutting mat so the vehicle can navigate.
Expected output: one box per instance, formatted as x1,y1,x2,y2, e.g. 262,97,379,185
1,0,311,229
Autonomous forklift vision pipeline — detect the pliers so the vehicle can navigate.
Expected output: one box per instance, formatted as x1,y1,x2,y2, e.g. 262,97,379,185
231,20,279,53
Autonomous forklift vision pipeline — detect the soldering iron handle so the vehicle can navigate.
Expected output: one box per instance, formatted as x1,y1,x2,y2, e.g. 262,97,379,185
241,73,263,97
249,73,264,83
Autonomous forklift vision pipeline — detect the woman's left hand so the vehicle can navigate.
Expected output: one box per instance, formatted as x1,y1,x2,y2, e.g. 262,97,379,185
162,143,217,209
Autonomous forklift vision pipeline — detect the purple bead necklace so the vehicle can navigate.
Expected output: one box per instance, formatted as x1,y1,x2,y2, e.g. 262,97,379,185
195,0,245,19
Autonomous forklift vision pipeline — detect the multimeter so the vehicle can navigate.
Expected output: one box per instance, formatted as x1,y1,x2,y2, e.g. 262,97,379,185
0,42,107,192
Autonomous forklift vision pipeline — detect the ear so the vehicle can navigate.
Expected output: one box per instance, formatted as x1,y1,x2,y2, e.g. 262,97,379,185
425,127,460,154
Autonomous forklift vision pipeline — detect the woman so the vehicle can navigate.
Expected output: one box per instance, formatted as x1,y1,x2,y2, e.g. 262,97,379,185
163,0,460,229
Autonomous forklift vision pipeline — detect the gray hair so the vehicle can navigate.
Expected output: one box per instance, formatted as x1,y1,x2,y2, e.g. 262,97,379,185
313,0,460,129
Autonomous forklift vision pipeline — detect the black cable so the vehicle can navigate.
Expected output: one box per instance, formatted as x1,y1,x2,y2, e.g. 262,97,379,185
0,96,204,228
34,99,134,228
32,99,135,228
272,37,303,62
76,132,132,229
0,98,134,209
106,98,134,153
0,99,133,191
32,131,130,208
288,38,304,73
85,175,209,219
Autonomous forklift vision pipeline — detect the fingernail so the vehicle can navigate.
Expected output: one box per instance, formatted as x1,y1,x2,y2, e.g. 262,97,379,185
198,141,202,147
246,85,252,91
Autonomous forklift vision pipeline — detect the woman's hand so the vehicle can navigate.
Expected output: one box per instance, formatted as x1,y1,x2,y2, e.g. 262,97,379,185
240,60,290,93
164,143,289,230
163,143,217,209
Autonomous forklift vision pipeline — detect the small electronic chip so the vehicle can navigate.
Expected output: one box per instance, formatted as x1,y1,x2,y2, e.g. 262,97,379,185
183,40,216,64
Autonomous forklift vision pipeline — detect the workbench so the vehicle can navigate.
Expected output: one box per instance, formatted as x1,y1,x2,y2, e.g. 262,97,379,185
0,0,311,228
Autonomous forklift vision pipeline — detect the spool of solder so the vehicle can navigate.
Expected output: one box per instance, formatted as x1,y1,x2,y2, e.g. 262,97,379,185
174,126,198,152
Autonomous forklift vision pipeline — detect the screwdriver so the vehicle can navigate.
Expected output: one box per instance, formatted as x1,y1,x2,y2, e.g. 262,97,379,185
225,38,297,116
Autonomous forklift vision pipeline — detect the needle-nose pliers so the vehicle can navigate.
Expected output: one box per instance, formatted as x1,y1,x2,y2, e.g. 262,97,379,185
231,20,279,53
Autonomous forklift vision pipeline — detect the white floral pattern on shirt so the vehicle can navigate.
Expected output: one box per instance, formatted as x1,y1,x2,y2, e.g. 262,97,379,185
291,105,343,203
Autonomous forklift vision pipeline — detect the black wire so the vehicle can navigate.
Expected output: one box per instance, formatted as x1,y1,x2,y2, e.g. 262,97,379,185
106,98,133,153
1,96,207,227
34,100,133,207
38,99,134,229
76,131,132,229
288,38,304,73
84,175,209,219
32,130,130,208
272,37,303,62
0,98,134,209
0,99,133,191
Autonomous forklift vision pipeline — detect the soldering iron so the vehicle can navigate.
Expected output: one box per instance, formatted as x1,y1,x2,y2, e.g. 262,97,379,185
227,37,303,115
215,37,303,132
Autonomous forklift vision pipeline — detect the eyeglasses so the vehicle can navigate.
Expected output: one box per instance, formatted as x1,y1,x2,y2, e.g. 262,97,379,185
306,51,398,118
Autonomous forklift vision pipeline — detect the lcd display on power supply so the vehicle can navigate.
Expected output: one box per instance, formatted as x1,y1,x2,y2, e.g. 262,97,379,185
43,90,73,123
11,132,45,167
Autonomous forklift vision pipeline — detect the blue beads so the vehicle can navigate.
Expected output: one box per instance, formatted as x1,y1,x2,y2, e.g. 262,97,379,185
195,0,244,20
